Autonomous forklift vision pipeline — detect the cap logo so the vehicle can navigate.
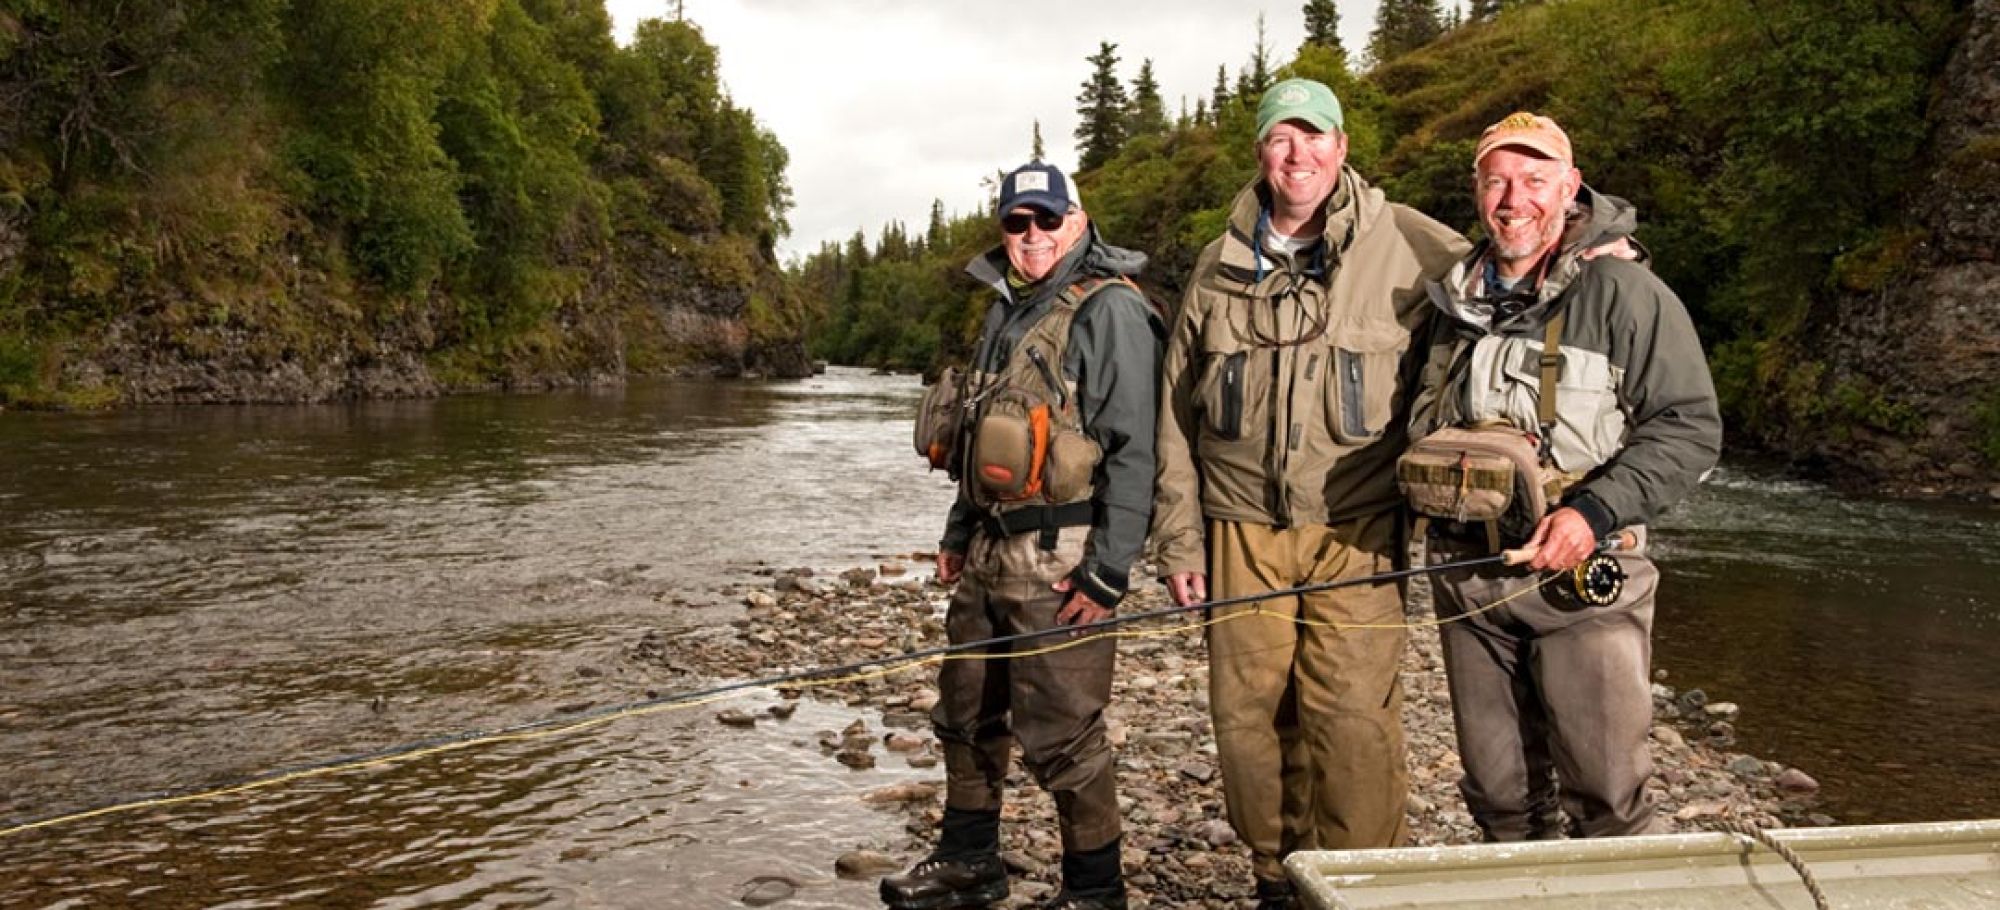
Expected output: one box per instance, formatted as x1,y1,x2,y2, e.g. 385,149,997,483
1498,112,1540,130
1013,172,1050,193
1276,84,1310,106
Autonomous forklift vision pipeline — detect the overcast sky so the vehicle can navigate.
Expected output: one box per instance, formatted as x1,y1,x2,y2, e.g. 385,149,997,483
602,1,1410,261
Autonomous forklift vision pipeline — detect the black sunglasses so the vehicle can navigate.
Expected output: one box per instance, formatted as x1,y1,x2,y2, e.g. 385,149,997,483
1000,210,1067,235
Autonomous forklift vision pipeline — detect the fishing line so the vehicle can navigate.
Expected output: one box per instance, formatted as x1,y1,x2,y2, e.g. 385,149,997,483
0,547,1567,841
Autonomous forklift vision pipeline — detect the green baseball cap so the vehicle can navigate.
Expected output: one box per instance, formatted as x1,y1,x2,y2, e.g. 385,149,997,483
1257,78,1344,140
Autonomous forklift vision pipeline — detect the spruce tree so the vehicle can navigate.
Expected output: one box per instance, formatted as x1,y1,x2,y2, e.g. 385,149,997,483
1210,65,1232,121
1074,41,1129,172
1127,58,1167,139
1302,0,1346,58
1236,14,1275,104
1368,0,1446,65
1467,0,1502,22
926,199,947,250
1032,119,1046,161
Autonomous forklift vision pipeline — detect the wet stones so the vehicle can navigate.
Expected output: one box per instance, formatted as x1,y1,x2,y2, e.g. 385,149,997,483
716,708,758,728
635,557,1827,907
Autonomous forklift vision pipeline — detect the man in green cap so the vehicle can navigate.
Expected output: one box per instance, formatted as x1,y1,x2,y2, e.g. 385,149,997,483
1152,77,1468,908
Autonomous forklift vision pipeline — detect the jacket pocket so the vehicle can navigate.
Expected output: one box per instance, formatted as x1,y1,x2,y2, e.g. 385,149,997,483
1324,324,1408,445
1196,316,1267,445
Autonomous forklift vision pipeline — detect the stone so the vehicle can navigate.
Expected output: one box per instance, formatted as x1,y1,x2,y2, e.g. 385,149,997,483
906,753,939,769
880,562,908,576
835,850,903,878
1177,760,1216,784
1704,701,1740,719
717,709,758,728
767,702,798,720
745,591,778,609
1196,819,1238,847
1775,768,1820,793
1001,850,1045,875
909,690,940,712
1651,725,1686,750
836,750,876,770
862,781,939,804
883,732,927,753
739,875,798,907
1726,755,1766,778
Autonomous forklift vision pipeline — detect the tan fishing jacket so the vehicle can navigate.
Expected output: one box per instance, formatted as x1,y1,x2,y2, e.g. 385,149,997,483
1152,169,1467,575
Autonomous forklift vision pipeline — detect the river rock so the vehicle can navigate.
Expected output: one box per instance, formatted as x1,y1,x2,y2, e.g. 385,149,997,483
884,732,927,753
909,689,940,712
862,781,939,804
1704,701,1741,718
1196,818,1238,847
1177,760,1216,784
768,702,798,720
739,875,799,907
1002,850,1046,875
1726,755,1767,778
1678,688,1709,712
746,591,777,609
880,562,908,576
842,567,878,588
717,709,758,728
1776,768,1821,793
836,850,903,878
1651,725,1687,750
836,749,876,770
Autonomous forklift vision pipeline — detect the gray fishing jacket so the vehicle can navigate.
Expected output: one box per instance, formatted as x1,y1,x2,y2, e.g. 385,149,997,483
1408,187,1723,536
941,226,1164,606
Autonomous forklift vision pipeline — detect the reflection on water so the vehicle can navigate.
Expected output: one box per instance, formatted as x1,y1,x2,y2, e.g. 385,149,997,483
0,369,955,908
1651,465,2000,823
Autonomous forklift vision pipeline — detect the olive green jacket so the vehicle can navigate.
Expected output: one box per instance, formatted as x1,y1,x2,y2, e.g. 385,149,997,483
1152,170,1468,574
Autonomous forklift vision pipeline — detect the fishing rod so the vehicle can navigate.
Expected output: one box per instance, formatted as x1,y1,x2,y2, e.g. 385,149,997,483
0,537,1626,840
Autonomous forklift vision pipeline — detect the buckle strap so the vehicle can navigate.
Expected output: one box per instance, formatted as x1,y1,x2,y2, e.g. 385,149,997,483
979,501,1096,545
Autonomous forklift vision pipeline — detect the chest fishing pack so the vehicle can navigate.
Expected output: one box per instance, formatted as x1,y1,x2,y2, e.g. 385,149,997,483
1398,311,1573,549
914,277,1137,507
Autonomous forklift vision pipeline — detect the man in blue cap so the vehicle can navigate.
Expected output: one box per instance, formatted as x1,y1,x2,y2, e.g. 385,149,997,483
883,161,1161,910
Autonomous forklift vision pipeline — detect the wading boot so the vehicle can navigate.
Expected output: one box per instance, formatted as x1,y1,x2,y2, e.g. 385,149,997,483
878,852,1007,909
1034,887,1128,909
1254,877,1300,910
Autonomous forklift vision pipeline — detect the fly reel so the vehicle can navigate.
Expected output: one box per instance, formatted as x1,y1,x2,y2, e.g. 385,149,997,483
1558,553,1626,607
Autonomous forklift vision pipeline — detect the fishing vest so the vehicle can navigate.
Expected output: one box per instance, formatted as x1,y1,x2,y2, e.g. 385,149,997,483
915,277,1133,544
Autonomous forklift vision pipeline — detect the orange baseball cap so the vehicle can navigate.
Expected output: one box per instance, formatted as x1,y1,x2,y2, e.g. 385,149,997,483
1475,112,1573,168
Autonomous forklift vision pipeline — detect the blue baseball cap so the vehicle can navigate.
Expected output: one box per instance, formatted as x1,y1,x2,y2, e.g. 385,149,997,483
996,161,1081,217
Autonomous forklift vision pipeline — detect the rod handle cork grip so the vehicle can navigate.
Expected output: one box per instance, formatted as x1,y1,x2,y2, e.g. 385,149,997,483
1501,529,1639,566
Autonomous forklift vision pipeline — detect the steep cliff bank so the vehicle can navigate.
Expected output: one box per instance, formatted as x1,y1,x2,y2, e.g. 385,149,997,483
1796,0,2000,496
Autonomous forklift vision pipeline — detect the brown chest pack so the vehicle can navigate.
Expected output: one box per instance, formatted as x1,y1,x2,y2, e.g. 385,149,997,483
914,277,1133,511
1396,310,1580,550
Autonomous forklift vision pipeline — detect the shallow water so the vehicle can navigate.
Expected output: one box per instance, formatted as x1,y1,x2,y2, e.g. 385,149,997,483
1,371,1995,908
1,369,953,908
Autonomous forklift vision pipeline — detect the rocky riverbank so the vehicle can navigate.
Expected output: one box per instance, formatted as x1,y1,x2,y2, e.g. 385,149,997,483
636,560,1827,909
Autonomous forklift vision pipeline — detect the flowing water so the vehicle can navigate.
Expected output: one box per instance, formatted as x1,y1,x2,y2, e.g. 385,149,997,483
1,369,1995,908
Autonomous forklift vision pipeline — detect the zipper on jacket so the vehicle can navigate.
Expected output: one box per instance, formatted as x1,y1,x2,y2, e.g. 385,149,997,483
1218,352,1245,440
1026,346,1068,410
1339,348,1367,439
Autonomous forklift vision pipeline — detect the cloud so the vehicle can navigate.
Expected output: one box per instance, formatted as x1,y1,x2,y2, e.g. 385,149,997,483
605,0,1391,260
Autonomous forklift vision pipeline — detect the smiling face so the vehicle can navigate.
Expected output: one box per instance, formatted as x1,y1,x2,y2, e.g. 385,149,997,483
1258,121,1348,232
1001,205,1086,282
1475,146,1582,278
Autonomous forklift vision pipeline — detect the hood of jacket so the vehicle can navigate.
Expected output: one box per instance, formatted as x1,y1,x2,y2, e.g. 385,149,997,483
1206,166,1385,287
1431,185,1639,330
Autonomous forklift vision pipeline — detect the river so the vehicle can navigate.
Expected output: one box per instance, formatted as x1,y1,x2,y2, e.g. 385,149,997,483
2,368,1995,907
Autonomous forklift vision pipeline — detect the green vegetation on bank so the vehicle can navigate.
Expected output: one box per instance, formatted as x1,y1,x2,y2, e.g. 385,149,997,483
800,0,1970,465
0,0,799,406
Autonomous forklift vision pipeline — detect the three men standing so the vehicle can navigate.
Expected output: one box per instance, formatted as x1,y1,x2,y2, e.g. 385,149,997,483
1151,78,1467,908
885,163,1161,910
